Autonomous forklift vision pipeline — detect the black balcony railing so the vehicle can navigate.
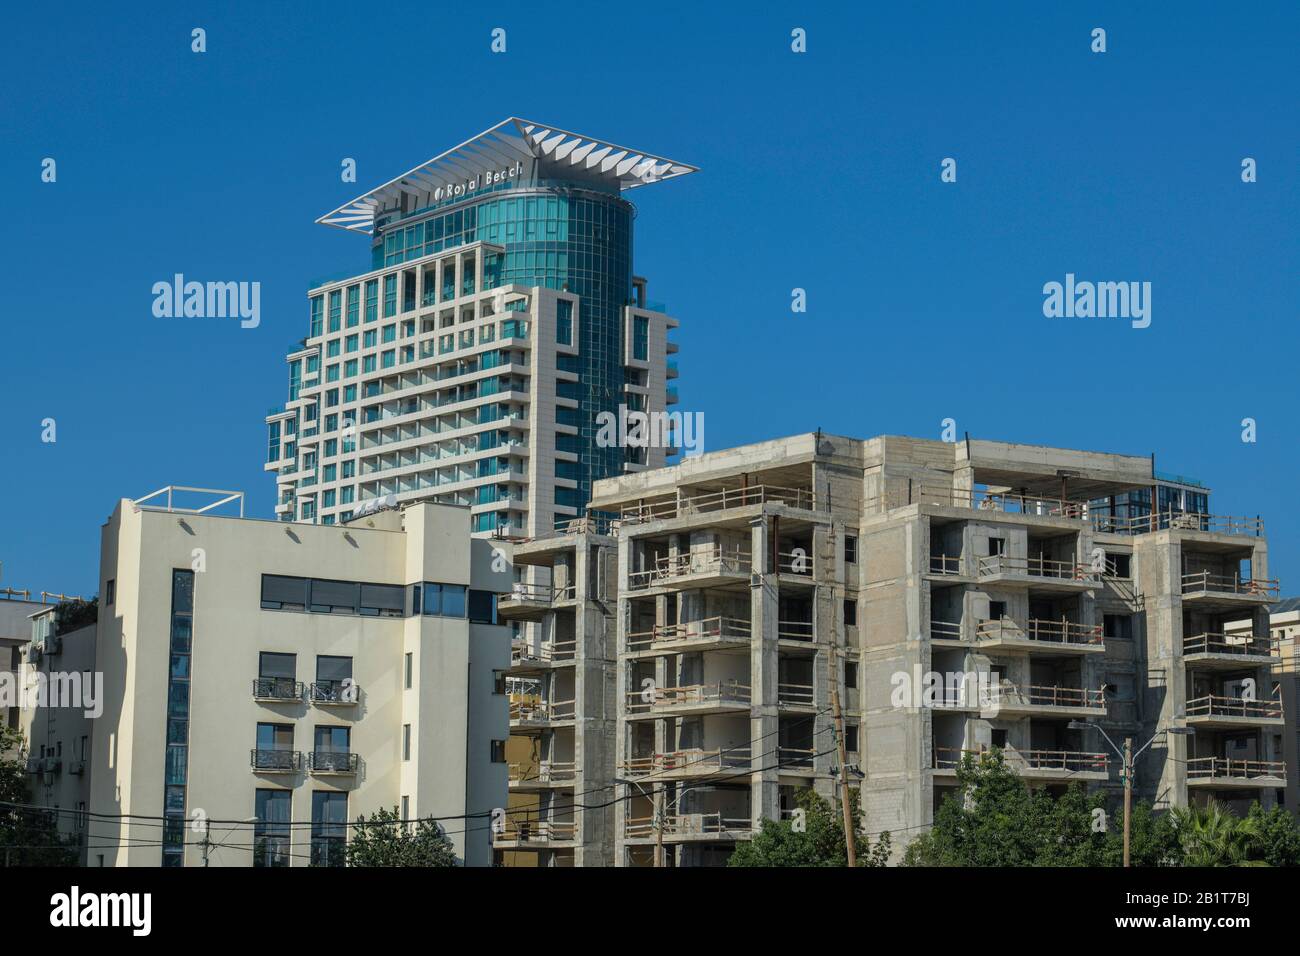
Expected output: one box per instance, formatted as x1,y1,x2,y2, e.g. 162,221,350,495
310,679,359,704
308,750,359,774
253,677,304,701
250,749,303,771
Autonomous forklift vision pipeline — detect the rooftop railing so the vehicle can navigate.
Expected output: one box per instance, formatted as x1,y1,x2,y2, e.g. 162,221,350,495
620,484,818,524
1092,511,1264,537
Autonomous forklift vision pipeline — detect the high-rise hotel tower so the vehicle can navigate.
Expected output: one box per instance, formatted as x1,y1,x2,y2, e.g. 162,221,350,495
265,119,695,534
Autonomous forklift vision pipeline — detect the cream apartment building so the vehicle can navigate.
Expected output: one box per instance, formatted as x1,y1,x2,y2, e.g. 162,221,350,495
89,487,512,867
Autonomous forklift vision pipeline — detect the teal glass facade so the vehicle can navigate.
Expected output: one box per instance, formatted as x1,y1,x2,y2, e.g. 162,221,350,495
372,185,634,510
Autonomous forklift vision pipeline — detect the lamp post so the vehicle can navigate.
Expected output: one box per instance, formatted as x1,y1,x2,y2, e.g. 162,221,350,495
1068,721,1194,866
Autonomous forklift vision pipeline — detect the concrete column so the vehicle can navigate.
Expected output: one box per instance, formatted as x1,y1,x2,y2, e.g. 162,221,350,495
749,516,780,825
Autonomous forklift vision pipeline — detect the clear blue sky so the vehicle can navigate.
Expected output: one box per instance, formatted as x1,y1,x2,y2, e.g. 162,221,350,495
2,1,1296,597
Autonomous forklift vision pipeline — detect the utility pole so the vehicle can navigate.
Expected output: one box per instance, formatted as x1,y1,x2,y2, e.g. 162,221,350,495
201,819,211,868
1122,737,1133,868
654,785,665,868
829,642,857,867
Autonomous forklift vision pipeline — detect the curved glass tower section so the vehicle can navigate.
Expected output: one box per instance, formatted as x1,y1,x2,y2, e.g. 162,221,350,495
267,119,695,533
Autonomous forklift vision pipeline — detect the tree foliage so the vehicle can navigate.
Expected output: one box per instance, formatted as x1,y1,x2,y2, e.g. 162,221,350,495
0,725,80,866
728,787,890,867
345,806,457,867
900,749,1296,867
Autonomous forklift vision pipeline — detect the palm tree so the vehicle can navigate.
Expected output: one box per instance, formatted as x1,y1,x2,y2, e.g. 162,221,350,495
1170,800,1265,866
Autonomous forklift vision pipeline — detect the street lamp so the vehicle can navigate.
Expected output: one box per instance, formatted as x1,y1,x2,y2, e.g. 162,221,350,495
1068,720,1194,866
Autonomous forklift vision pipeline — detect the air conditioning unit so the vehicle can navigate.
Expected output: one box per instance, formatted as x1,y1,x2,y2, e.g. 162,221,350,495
45,635,63,655
68,760,86,776
42,757,61,773
25,642,43,663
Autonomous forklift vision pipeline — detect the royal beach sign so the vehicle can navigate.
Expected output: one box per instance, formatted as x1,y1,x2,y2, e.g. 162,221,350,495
432,161,524,201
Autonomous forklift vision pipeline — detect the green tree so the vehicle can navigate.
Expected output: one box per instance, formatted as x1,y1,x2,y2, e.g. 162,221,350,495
0,725,79,866
345,806,457,867
1244,803,1300,867
1171,800,1265,867
728,787,890,867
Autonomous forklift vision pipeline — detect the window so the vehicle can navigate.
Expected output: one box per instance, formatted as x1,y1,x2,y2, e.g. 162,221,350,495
261,575,307,611
422,583,466,617
633,316,649,361
314,725,350,754
257,653,297,699
991,729,1008,749
989,600,1007,620
311,579,360,615
556,298,573,345
311,791,348,867
493,670,507,695
254,790,291,867
1103,614,1134,640
402,724,411,761
468,589,498,624
254,723,295,770
490,739,507,763
987,537,1006,557
162,569,194,867
315,655,353,702
844,662,858,690
843,599,857,627
845,726,859,753
1107,552,1132,578
844,535,858,564
359,583,404,617
105,579,115,606
401,796,410,827
404,652,413,689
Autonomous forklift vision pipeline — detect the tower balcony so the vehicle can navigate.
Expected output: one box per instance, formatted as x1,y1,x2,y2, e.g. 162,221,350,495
1184,695,1283,729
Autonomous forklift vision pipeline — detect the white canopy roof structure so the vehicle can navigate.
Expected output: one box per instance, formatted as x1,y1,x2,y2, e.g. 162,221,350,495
318,117,699,235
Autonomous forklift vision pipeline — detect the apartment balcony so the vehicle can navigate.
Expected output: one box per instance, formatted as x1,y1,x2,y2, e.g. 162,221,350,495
931,746,1108,782
509,697,576,731
974,618,1105,655
620,748,753,781
777,747,818,774
627,548,752,592
777,682,816,712
494,819,576,849
776,550,816,583
252,678,304,703
497,582,577,621
307,751,359,776
1180,572,1279,607
778,619,816,644
508,760,577,791
987,682,1107,718
1182,632,1275,668
1184,695,1284,729
975,555,1098,593
619,484,819,525
510,638,576,672
626,616,751,657
625,681,751,719
1186,757,1286,789
915,486,1091,523
624,812,753,844
250,749,303,773
310,680,358,706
